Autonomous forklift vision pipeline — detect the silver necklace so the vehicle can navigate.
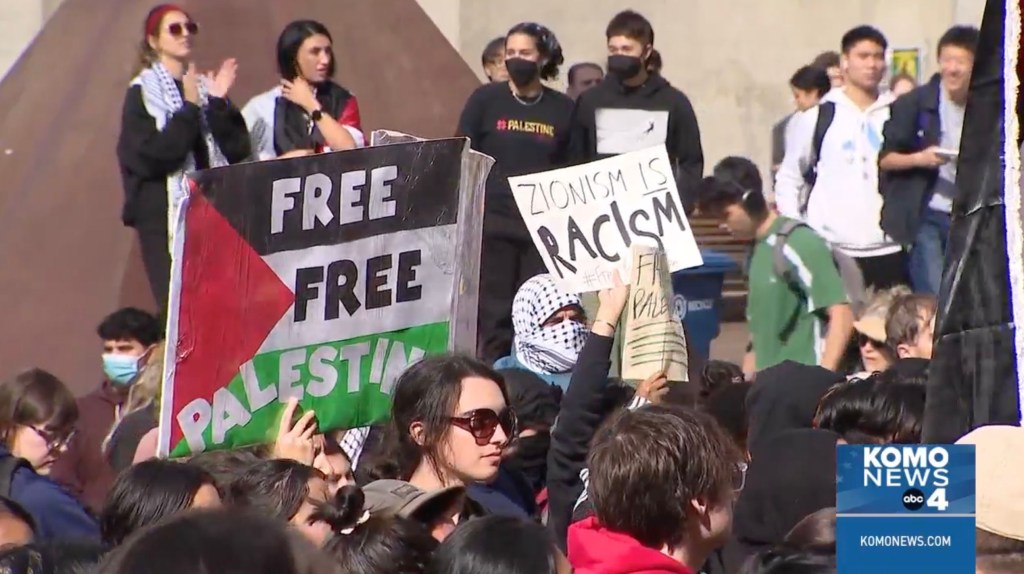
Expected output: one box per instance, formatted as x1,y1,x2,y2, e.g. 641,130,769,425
512,88,544,106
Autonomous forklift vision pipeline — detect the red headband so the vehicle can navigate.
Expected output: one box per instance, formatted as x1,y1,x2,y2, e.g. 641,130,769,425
145,4,187,37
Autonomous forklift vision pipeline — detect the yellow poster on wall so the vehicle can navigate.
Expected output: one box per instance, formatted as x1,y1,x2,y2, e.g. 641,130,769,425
890,48,922,83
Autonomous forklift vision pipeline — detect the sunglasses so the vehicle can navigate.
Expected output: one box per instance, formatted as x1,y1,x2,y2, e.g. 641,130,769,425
167,21,199,37
857,333,885,348
449,408,518,446
28,426,75,452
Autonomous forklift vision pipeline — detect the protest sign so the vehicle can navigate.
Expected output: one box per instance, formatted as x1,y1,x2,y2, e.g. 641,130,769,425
621,245,688,383
157,139,490,458
509,145,702,293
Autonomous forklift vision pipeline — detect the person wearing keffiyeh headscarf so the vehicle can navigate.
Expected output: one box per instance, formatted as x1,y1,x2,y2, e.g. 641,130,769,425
117,4,251,312
494,274,588,391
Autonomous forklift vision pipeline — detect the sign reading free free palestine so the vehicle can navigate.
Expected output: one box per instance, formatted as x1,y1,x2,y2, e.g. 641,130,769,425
158,139,490,458
836,445,976,574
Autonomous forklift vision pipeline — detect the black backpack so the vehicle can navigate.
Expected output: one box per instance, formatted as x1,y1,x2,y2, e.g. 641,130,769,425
799,101,837,215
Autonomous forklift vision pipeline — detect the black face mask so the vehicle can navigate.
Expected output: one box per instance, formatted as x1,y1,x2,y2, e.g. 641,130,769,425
607,54,644,81
505,58,541,87
506,432,550,492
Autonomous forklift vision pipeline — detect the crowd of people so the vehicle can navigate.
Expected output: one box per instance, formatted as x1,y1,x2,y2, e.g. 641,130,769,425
0,2,1017,574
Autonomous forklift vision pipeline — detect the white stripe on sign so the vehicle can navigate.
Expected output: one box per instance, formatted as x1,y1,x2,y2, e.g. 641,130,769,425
257,224,458,353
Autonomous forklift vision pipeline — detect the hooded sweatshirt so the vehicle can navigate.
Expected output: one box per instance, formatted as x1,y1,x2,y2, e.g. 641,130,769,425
567,74,703,202
775,88,899,258
745,361,843,456
568,517,696,574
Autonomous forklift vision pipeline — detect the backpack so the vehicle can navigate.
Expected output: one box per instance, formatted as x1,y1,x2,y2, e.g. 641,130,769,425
0,456,30,498
772,219,867,317
798,101,837,215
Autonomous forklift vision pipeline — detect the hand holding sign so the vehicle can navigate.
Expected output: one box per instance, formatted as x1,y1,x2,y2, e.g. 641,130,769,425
272,398,318,465
635,370,669,403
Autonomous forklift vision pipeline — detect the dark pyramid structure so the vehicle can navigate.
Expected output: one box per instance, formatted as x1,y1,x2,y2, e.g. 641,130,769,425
0,0,481,394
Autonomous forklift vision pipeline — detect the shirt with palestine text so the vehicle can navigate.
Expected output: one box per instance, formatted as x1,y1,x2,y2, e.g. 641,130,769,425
747,216,848,371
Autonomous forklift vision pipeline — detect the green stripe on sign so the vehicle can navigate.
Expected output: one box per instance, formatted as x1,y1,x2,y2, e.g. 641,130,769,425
170,321,449,457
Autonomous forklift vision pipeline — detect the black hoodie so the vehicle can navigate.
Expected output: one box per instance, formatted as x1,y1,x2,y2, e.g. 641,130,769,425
567,74,704,204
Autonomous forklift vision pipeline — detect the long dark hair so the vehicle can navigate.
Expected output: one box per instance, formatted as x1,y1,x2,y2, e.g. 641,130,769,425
226,459,324,522
277,20,335,81
505,23,564,81
427,515,560,574
100,459,216,546
314,485,436,574
366,355,509,482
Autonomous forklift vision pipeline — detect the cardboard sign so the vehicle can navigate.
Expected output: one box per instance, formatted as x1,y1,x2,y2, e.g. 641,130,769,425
620,245,688,382
158,139,490,457
509,145,703,293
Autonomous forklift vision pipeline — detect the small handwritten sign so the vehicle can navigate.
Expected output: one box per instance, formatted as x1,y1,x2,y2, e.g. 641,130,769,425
508,145,703,293
621,245,688,382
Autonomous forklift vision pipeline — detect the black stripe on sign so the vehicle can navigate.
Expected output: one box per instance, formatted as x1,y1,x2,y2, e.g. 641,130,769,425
188,138,467,256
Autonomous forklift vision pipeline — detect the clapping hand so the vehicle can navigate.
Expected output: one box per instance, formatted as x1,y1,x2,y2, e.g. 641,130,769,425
205,58,237,99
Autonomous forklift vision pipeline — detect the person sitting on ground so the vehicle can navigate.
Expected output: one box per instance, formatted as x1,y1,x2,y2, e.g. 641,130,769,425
885,293,937,359
226,459,331,546
359,355,522,519
99,459,221,547
243,20,364,161
315,484,437,574
361,479,464,541
568,405,741,574
849,286,908,377
495,274,587,391
956,426,1024,574
0,370,97,541
429,515,571,574
100,509,337,574
52,308,162,515
481,36,508,83
813,372,925,444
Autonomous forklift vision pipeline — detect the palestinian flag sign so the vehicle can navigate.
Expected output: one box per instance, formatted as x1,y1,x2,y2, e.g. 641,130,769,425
157,138,488,457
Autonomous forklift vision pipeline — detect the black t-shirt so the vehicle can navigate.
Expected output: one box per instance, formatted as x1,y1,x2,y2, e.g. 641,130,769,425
457,82,574,228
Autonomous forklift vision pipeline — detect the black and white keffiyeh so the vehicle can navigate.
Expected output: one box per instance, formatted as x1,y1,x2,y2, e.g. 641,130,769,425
130,62,228,243
512,274,587,375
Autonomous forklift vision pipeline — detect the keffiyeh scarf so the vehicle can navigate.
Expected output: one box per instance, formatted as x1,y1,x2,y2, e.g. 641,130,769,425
130,62,228,246
512,274,587,375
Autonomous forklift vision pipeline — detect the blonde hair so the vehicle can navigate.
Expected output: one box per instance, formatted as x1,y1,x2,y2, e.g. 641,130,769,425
859,285,911,321
103,341,166,454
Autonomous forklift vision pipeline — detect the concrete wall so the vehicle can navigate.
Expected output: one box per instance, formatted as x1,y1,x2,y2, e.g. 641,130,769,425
420,0,985,179
0,0,47,80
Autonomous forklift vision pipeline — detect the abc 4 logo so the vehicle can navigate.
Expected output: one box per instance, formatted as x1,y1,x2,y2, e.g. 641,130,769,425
902,487,949,511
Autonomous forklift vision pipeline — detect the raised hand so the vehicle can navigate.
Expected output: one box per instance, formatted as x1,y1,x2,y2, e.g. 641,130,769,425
271,397,317,465
595,270,630,329
206,58,237,99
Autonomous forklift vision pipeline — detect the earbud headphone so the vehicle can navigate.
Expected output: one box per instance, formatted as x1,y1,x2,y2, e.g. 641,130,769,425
735,182,767,215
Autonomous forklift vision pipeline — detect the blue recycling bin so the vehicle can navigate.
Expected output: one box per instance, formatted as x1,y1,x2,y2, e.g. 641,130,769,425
670,250,740,360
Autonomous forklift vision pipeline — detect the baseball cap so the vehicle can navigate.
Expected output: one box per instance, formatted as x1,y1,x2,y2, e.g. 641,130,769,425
362,479,465,524
955,425,1024,541
853,315,887,343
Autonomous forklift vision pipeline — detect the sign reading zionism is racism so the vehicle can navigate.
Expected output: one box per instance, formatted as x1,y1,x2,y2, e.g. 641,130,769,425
157,139,489,457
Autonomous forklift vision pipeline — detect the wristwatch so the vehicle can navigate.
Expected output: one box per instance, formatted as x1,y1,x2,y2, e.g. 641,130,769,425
310,108,323,122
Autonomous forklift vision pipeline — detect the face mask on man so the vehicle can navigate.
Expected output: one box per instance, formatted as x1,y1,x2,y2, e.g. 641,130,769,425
505,57,541,87
607,54,644,81
103,354,140,386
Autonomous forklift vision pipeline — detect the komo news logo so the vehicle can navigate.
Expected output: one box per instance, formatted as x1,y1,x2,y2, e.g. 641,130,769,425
862,446,950,512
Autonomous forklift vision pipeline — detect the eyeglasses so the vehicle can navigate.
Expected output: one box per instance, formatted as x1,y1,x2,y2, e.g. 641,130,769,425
733,462,748,493
167,22,199,37
27,426,75,452
449,408,518,446
857,333,885,348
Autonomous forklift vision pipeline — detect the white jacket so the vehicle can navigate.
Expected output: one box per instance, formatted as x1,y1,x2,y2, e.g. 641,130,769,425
774,89,900,257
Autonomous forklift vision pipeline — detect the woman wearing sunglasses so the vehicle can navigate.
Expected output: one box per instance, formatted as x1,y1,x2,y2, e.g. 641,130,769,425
0,369,98,540
117,4,251,312
372,355,519,519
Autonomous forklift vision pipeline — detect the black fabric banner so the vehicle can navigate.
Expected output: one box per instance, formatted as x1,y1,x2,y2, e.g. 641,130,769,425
922,0,1022,443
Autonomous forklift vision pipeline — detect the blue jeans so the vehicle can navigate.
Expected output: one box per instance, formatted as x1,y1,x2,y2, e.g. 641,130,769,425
909,208,951,294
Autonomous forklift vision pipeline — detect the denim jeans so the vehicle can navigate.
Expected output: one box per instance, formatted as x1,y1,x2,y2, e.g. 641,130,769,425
909,208,951,294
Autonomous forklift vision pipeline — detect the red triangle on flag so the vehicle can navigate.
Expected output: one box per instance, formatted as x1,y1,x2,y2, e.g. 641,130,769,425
168,190,296,451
